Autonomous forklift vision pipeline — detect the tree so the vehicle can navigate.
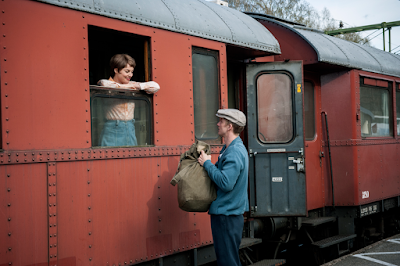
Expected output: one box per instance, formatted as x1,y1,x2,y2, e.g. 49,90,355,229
319,7,370,44
225,0,369,44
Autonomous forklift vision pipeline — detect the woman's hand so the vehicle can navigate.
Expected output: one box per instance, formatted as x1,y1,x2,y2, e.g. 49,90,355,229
140,81,160,94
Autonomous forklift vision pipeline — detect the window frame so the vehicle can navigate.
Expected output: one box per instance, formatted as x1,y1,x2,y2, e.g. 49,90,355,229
359,77,394,139
255,71,296,144
90,86,154,148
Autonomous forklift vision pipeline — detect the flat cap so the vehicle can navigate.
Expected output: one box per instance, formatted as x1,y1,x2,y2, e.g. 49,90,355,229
216,109,246,127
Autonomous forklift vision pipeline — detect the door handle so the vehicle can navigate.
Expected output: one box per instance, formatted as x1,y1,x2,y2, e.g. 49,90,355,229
292,157,305,172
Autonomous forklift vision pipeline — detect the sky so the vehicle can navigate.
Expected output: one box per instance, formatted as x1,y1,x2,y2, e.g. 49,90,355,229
306,0,400,54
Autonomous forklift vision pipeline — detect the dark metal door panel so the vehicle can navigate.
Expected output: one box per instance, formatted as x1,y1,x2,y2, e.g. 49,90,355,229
246,61,306,217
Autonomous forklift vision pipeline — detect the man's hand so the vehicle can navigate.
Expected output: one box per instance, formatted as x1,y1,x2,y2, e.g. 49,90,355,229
198,150,211,166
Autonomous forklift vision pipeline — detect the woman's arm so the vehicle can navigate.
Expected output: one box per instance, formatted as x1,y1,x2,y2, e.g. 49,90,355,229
139,81,160,94
97,79,141,90
97,80,160,94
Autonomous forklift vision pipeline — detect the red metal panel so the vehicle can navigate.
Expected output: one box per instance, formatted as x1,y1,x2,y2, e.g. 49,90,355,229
325,146,358,206
152,31,195,146
357,145,386,204
364,77,389,88
256,20,318,64
357,144,400,205
0,164,48,266
320,71,359,206
48,163,58,265
376,79,389,88
321,71,356,140
1,0,90,150
56,158,213,266
364,78,377,86
55,161,89,265
150,31,228,146
378,143,399,200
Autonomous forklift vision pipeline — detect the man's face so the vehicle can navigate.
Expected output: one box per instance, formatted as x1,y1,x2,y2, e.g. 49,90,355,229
217,118,231,137
113,64,134,84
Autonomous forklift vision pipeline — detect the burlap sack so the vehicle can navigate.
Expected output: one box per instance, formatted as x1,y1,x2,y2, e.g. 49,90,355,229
170,141,217,212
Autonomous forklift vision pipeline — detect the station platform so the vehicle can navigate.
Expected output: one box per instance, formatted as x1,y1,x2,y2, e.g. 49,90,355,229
322,234,400,266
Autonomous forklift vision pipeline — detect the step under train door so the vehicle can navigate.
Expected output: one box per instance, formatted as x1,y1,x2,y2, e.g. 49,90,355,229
246,61,306,217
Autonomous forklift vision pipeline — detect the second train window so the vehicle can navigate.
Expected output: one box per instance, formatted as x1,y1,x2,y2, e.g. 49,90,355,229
192,48,220,142
360,78,393,137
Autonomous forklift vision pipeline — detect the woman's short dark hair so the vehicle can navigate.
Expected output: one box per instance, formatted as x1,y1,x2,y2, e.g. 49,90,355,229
110,54,136,77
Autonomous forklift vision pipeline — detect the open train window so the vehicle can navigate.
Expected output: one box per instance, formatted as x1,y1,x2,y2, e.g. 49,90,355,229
88,26,150,84
304,81,315,140
88,26,154,147
397,83,400,136
192,47,220,143
360,77,393,137
257,73,293,143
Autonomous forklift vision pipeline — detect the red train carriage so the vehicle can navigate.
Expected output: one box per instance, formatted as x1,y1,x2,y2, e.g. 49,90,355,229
0,1,284,266
1,0,400,265
249,13,400,263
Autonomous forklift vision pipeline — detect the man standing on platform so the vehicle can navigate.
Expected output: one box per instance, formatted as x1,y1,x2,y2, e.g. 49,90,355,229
198,109,249,266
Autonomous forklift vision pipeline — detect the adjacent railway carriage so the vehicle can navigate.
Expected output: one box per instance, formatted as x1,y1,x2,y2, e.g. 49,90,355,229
248,13,400,263
1,1,399,266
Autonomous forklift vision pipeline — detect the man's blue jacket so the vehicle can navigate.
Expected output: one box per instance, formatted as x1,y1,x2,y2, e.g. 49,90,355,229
203,136,249,215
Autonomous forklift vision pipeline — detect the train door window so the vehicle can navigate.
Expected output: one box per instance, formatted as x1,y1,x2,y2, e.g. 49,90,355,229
360,77,393,137
192,47,220,142
88,26,153,147
304,81,315,140
257,73,293,143
397,83,400,135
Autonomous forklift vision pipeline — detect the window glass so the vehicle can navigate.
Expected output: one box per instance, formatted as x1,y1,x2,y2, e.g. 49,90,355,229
397,84,400,135
91,87,152,147
192,49,219,140
360,82,392,137
304,81,315,140
257,73,293,143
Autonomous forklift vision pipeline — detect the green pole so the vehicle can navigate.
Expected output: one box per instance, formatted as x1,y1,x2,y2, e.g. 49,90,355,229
325,20,400,36
383,28,385,51
389,27,391,52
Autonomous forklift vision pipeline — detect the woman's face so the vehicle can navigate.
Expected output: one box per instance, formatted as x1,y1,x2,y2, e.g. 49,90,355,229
113,64,134,84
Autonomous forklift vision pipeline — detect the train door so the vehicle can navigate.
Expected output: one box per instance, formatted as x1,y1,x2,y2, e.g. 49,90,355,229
246,61,306,217
304,77,325,211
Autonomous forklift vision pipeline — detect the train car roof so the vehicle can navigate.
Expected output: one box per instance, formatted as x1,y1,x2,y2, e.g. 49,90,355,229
248,13,400,78
35,0,281,55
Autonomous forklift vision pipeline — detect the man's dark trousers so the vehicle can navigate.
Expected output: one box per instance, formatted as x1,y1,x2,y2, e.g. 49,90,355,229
211,214,243,266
